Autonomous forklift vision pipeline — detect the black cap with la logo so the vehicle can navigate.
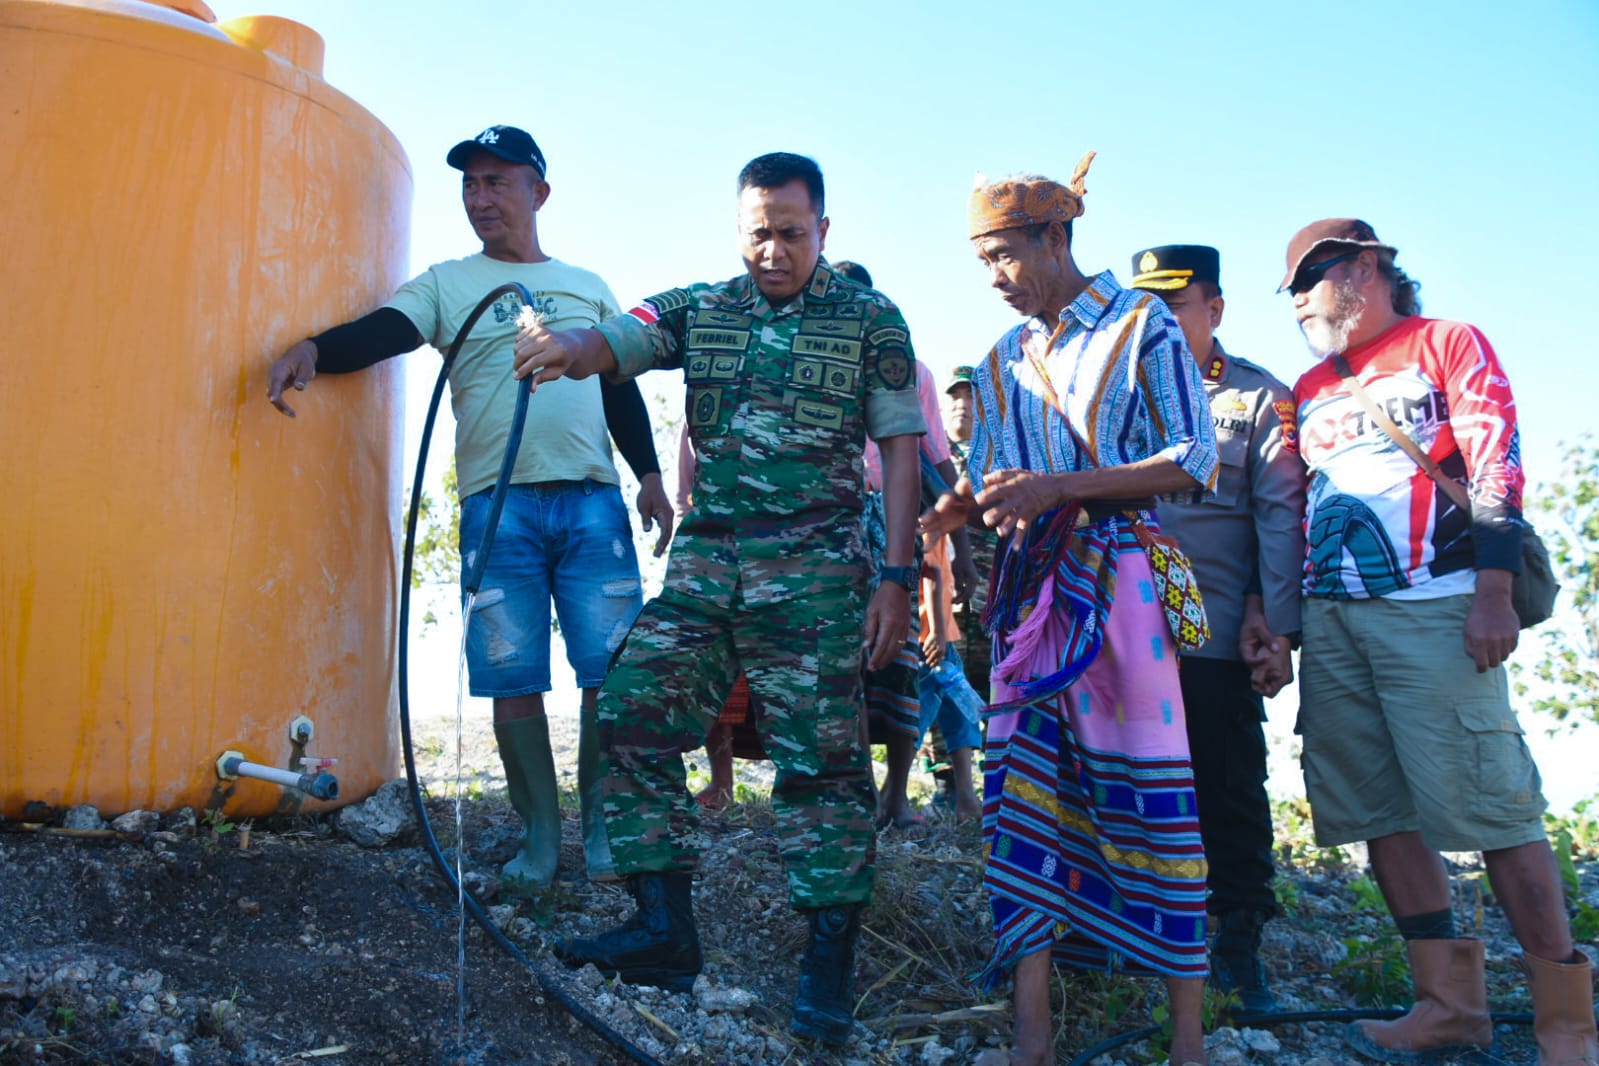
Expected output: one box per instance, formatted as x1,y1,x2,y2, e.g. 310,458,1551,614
446,126,547,180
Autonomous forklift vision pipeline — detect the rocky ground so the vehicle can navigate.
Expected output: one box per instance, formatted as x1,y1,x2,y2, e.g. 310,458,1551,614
3,704,1595,1066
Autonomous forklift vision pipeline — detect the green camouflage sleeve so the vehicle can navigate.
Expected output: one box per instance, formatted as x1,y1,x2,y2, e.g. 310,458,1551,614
862,300,926,441
593,286,696,381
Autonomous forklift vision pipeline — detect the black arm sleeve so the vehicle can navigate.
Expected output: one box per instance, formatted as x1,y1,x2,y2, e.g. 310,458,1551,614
1472,509,1524,574
309,307,424,374
601,378,661,479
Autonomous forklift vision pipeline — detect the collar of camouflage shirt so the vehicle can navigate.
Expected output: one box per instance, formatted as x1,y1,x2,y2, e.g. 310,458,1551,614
729,261,845,317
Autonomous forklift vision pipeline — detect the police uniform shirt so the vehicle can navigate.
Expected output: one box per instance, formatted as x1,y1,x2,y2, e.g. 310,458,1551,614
1159,342,1306,661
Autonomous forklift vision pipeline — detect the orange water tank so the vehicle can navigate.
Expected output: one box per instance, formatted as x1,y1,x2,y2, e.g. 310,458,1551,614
0,0,412,818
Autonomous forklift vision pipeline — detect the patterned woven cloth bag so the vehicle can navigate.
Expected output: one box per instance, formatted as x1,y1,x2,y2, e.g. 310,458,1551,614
1129,518,1211,652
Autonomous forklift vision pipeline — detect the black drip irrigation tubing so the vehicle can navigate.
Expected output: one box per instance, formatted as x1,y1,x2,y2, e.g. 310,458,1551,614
1063,1006,1537,1066
395,282,666,1066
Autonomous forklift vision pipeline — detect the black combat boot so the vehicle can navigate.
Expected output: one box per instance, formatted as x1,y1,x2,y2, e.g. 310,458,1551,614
1210,909,1277,1015
790,903,863,1046
553,872,702,992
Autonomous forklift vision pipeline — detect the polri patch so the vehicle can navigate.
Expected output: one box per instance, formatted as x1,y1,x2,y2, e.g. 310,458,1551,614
1274,399,1300,452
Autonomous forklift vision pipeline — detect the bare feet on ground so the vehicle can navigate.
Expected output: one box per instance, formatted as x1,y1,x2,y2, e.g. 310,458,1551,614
694,786,733,812
874,797,924,830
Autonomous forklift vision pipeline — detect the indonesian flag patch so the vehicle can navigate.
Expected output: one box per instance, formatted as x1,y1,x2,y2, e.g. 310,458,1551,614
626,301,660,325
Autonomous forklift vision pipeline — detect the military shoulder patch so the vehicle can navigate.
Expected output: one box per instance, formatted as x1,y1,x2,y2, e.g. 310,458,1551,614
627,287,693,325
875,350,912,390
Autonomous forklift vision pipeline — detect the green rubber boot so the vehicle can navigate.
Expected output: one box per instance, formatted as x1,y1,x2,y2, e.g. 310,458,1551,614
578,701,617,882
494,715,561,895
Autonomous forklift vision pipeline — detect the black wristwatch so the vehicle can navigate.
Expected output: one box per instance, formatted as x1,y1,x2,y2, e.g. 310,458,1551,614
877,565,916,592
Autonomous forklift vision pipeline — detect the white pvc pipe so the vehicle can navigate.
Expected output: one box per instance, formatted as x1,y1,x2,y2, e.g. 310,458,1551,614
227,758,302,789
216,752,338,799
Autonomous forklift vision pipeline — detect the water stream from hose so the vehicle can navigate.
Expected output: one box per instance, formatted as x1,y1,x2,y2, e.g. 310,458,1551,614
396,282,666,1065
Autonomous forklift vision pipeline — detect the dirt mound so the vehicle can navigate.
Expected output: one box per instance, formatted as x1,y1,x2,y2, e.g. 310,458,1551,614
0,816,618,1066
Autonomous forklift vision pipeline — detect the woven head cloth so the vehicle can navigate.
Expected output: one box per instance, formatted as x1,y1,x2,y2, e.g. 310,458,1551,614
967,150,1097,240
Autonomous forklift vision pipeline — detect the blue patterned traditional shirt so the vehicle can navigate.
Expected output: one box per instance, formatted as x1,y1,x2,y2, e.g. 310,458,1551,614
968,271,1217,501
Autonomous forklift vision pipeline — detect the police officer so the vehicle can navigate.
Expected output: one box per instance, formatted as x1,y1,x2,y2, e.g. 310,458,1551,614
1130,245,1305,1013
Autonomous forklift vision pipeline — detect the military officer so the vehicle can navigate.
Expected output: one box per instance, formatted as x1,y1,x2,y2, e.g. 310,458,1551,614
1130,244,1306,1013
512,152,925,1047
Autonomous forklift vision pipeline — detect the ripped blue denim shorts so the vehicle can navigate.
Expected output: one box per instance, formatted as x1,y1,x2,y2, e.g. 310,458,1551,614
459,479,643,697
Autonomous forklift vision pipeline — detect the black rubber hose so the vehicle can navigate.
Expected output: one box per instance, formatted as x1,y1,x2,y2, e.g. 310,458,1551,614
1062,1007,1538,1066
394,282,665,1066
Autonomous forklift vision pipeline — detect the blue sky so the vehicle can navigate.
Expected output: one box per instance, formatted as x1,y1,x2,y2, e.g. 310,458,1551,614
196,0,1599,809
208,0,1599,491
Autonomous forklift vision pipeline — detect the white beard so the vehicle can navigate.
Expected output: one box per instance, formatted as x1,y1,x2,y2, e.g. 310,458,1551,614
1301,280,1367,356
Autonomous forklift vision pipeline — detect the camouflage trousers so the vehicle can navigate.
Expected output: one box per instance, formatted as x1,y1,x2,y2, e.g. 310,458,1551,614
597,584,876,908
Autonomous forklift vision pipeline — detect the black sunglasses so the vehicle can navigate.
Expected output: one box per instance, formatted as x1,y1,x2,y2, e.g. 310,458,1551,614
1287,250,1359,295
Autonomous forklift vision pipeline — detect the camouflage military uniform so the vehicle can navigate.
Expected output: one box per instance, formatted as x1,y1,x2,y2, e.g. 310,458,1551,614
592,262,925,908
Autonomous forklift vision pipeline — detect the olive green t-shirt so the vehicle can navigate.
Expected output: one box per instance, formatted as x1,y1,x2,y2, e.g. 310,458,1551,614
386,254,621,497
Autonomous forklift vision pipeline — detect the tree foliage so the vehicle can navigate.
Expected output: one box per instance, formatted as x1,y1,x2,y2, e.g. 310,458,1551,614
1515,434,1599,729
407,460,460,588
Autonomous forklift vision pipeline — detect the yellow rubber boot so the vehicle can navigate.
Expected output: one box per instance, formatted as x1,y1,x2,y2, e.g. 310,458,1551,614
1524,950,1599,1066
578,703,617,882
1345,938,1494,1063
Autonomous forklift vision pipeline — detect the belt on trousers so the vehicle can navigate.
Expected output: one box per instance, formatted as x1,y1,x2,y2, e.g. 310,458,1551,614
514,479,586,491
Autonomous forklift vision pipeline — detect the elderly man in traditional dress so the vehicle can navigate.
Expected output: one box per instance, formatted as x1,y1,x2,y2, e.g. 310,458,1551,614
926,155,1218,1066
